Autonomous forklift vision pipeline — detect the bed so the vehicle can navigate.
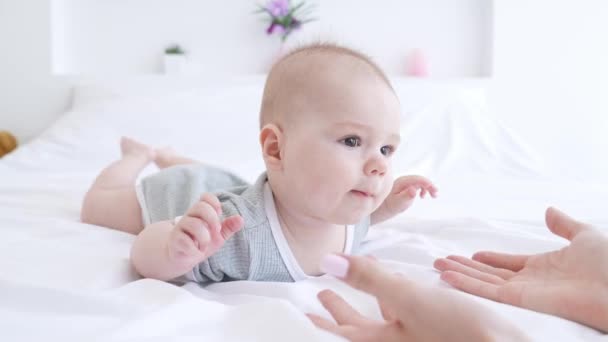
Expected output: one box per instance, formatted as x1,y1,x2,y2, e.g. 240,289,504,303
1,75,606,341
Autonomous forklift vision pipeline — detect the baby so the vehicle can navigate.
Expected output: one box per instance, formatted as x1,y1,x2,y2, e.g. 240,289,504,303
80,43,437,283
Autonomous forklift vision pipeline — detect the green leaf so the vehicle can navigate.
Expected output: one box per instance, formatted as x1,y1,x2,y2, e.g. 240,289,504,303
254,3,277,17
165,45,185,55
288,1,305,16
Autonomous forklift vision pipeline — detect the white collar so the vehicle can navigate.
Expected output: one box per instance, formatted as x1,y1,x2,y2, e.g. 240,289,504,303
263,182,354,281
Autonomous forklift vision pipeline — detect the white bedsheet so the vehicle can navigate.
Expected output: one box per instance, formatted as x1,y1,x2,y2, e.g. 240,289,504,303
1,77,607,341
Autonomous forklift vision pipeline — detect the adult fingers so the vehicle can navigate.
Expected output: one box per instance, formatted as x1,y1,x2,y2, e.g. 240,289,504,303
545,206,590,241
317,289,369,325
364,254,378,261
471,252,529,272
440,271,501,303
441,255,516,279
434,257,508,285
377,299,397,321
307,314,360,340
307,314,347,335
307,314,399,342
320,254,407,303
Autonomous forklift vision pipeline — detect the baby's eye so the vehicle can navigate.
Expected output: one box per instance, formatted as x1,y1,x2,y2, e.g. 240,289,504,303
342,136,361,147
380,145,394,156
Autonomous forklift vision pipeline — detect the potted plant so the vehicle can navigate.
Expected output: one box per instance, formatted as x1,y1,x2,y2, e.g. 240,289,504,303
163,44,187,74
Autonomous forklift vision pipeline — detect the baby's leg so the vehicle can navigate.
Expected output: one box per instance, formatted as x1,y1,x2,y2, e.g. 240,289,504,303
80,137,155,234
155,147,198,169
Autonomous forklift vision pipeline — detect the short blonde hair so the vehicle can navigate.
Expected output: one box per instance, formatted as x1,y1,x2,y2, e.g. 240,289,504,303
259,42,394,128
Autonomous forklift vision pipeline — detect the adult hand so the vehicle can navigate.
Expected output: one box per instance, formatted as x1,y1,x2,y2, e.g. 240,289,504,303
308,254,527,341
434,207,608,333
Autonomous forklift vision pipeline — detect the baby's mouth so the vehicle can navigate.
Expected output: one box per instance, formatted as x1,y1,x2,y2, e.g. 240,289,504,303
350,189,374,198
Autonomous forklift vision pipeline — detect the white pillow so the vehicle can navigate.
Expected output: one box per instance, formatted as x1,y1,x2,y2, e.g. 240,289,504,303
69,75,268,111
38,75,544,183
37,77,267,182
391,79,545,179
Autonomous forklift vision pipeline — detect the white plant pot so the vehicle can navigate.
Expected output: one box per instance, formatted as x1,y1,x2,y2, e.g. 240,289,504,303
163,54,187,74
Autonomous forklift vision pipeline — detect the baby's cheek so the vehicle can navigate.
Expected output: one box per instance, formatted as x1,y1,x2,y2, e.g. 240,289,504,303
378,181,393,202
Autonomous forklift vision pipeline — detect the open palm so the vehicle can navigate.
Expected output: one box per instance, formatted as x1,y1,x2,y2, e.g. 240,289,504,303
434,207,608,332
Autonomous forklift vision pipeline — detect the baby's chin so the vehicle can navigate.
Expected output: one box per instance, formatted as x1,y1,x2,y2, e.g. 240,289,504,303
329,209,374,225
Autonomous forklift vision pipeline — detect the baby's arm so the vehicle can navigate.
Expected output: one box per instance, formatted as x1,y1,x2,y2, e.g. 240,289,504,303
130,193,244,281
371,175,438,225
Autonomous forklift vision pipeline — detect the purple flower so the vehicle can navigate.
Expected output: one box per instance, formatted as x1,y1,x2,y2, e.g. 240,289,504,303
257,0,315,42
266,0,290,17
266,22,286,35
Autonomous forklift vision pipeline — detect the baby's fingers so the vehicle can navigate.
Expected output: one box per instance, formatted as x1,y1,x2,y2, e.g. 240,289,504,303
219,215,244,241
419,185,438,199
400,187,417,198
200,193,222,216
187,199,221,232
416,182,438,198
169,232,202,260
427,184,438,198
177,216,211,250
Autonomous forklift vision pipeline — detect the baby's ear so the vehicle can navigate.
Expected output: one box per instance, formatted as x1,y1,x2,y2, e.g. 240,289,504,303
259,124,283,170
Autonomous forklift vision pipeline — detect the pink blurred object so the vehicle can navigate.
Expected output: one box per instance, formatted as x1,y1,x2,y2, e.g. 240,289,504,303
406,49,429,77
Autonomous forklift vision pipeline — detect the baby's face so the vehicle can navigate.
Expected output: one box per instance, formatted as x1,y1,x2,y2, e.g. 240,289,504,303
279,72,401,224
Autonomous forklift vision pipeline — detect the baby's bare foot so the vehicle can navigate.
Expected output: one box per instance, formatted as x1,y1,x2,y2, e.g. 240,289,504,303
155,146,197,169
120,137,156,161
155,146,178,169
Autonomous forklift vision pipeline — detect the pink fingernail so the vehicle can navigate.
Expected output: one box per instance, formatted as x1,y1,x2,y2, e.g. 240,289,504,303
320,254,349,278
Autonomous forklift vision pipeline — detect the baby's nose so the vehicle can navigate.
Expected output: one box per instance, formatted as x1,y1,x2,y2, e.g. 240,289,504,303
364,156,387,176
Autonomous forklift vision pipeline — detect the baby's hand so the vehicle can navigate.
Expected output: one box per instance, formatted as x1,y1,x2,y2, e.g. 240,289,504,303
388,175,438,210
167,193,244,265
371,175,438,224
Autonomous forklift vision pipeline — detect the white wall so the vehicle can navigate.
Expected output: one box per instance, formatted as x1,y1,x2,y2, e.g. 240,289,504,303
491,0,608,180
0,0,71,142
308,0,492,77
1,0,491,142
50,0,490,77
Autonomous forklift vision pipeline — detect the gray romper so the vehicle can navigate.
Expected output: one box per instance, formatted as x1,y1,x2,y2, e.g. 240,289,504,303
136,164,370,283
